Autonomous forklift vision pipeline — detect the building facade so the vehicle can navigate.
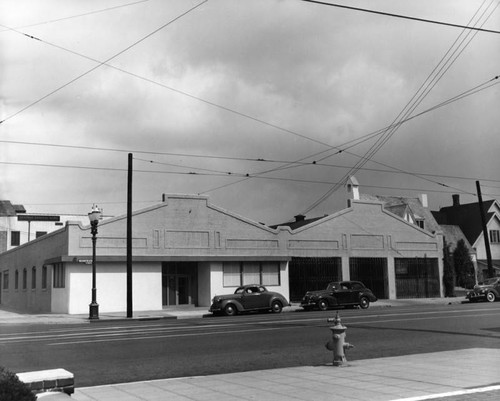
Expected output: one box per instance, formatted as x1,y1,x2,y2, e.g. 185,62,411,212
0,200,88,253
0,193,444,314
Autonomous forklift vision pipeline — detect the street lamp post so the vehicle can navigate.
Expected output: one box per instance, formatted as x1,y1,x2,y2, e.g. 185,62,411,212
88,205,102,320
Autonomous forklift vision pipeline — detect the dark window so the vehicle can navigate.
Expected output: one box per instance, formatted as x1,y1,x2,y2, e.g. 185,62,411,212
351,282,364,290
31,266,36,289
416,219,425,229
42,266,48,289
11,231,20,246
490,230,500,244
22,268,27,290
2,271,8,290
53,263,65,288
15,270,19,290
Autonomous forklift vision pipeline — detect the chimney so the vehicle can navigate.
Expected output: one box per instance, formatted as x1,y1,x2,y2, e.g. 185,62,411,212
420,194,428,208
294,214,305,222
346,176,360,201
452,194,460,207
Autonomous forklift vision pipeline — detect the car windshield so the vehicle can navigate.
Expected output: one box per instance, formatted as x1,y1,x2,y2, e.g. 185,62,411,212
481,278,499,285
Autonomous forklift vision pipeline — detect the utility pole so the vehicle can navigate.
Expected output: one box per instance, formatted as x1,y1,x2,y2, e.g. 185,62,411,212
127,153,133,318
476,181,494,278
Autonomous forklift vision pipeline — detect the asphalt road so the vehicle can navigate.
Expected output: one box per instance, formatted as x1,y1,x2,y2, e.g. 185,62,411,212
1,302,500,387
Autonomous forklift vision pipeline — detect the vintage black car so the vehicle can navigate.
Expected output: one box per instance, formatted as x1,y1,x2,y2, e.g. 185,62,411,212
300,281,377,310
466,277,500,302
209,284,290,316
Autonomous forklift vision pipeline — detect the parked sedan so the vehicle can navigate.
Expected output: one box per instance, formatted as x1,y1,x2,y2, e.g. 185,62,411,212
300,281,377,310
466,277,500,302
209,285,290,316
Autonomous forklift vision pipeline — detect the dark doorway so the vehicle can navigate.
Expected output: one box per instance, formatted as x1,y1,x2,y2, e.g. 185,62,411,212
395,258,440,298
349,257,388,299
289,257,342,302
162,262,197,306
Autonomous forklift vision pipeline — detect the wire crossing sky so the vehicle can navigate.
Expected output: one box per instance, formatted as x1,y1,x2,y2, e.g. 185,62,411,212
1,0,499,224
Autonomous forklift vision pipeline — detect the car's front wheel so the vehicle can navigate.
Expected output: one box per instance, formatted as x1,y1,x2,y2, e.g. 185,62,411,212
318,299,328,311
486,292,496,302
271,301,283,313
359,296,370,309
224,304,237,316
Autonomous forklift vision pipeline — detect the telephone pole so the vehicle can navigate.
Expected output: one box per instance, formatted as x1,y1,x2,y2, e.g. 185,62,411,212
476,181,494,278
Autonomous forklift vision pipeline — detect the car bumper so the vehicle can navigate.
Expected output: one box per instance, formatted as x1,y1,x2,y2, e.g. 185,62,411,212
300,299,317,308
466,291,486,300
209,304,223,313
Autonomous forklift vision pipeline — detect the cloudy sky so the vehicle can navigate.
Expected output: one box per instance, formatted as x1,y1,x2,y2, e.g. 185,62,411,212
1,0,499,225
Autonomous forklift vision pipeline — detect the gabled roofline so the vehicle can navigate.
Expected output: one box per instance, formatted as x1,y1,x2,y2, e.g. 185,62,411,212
73,193,278,234
285,199,440,238
471,213,500,248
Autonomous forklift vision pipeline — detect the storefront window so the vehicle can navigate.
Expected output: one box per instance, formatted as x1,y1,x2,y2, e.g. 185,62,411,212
223,261,280,287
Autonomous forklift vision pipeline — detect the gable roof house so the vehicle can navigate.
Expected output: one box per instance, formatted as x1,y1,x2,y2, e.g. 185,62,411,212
432,194,500,278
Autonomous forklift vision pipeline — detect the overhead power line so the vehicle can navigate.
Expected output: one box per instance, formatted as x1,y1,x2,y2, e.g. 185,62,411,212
0,0,208,125
301,0,498,214
0,0,150,33
299,0,500,34
3,160,500,199
2,75,498,189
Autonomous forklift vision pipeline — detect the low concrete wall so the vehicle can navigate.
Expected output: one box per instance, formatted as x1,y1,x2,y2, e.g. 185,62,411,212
16,368,74,395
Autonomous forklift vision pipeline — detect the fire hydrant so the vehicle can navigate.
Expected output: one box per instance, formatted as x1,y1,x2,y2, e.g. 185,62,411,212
325,311,354,366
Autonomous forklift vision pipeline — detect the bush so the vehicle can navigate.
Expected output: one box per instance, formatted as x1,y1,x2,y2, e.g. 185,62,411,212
453,239,476,289
0,366,36,401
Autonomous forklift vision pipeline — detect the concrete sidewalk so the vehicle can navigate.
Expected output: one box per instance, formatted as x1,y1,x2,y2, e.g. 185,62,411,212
73,348,500,401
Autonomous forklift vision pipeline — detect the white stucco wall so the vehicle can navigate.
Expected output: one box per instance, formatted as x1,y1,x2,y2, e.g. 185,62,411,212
66,262,162,314
474,217,500,260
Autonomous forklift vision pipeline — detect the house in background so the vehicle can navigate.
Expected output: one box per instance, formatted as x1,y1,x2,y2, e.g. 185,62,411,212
432,194,500,278
0,200,89,253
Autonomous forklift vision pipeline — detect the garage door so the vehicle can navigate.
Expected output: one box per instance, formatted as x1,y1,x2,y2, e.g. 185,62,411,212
395,258,440,298
289,257,342,302
349,257,388,299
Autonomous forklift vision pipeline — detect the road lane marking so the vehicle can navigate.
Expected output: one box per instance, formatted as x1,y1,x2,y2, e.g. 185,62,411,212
47,327,284,346
2,309,499,345
45,312,500,346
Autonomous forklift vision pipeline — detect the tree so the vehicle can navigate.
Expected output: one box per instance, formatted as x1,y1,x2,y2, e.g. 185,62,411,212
0,366,36,401
453,239,476,289
442,240,455,297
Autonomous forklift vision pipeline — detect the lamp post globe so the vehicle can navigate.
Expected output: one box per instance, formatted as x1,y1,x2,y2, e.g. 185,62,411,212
88,205,102,320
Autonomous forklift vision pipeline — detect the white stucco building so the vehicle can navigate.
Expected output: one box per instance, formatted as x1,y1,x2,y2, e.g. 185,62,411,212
0,193,444,314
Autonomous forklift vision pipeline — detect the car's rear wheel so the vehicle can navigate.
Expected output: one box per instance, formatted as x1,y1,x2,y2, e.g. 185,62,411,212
486,292,496,302
271,301,283,313
359,296,370,309
224,304,237,316
318,299,328,311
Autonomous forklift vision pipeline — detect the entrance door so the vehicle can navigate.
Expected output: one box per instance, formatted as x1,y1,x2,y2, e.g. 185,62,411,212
162,262,198,307
164,275,191,306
